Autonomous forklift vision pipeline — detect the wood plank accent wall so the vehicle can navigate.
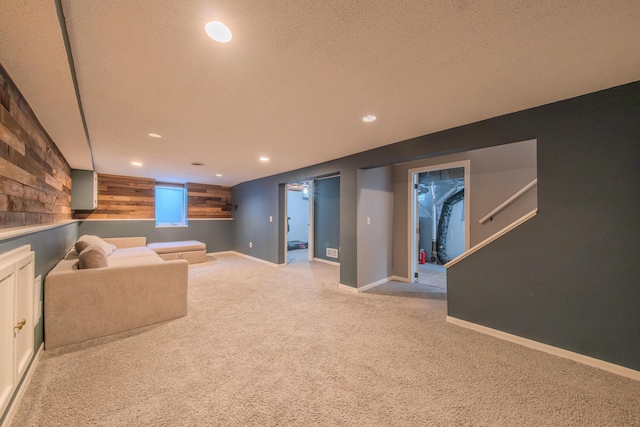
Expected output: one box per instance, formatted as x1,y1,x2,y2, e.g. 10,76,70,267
187,182,232,218
0,64,72,229
74,174,155,219
74,175,232,219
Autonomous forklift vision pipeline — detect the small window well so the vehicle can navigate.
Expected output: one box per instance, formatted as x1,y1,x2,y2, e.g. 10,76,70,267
156,183,188,227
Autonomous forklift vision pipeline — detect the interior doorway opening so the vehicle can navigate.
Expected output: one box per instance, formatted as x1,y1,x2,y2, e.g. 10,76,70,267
285,181,312,264
410,161,470,292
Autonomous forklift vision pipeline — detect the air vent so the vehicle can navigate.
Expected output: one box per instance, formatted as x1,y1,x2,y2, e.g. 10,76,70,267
326,248,338,258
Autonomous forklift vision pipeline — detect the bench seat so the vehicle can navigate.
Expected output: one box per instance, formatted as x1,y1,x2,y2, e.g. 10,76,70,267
147,240,207,264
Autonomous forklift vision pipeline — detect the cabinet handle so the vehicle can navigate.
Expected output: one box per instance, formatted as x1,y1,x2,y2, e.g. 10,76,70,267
14,319,26,331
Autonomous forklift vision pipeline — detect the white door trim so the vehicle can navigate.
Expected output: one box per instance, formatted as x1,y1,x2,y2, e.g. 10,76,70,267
407,160,470,282
284,181,314,264
307,180,314,261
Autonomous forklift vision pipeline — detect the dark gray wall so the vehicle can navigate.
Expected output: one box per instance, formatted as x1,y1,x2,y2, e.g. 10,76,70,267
314,177,340,262
0,222,78,424
232,81,640,370
446,82,640,371
77,219,233,253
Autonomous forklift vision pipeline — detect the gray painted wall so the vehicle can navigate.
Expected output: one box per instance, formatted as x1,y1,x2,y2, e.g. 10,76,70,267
357,166,393,287
233,179,283,264
314,177,341,262
232,81,640,370
0,222,78,424
392,140,537,278
77,219,233,253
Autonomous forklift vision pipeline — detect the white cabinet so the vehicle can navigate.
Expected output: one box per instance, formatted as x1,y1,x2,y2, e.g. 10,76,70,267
0,245,34,416
71,169,98,210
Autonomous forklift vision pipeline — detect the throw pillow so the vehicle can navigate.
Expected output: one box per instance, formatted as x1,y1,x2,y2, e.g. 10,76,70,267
78,245,109,269
75,235,115,256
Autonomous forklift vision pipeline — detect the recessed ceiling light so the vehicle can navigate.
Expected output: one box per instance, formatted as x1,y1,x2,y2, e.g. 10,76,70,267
259,157,269,162
362,115,377,123
148,133,162,138
191,162,205,166
205,21,232,43
131,161,143,166
215,174,223,177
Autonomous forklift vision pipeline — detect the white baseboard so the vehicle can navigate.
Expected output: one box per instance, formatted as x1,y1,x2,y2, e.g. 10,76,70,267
207,251,234,256
389,275,411,283
357,277,391,292
228,251,282,267
446,316,640,382
338,277,393,293
339,283,358,293
210,252,337,269
2,343,44,427
313,257,340,267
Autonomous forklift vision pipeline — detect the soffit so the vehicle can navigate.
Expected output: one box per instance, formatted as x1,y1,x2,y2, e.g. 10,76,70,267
0,0,92,170
3,1,640,185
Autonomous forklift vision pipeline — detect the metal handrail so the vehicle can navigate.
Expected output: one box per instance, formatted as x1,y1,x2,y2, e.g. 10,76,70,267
446,209,537,268
479,179,537,224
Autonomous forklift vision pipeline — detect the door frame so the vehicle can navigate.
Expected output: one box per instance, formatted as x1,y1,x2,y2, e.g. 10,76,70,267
408,160,470,282
284,181,314,264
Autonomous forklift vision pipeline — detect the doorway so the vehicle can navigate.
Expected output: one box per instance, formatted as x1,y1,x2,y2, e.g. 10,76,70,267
285,181,312,264
409,161,470,292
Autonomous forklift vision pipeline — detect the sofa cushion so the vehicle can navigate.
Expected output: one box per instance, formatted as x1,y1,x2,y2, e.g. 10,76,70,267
75,235,115,256
108,255,166,268
108,247,159,259
78,245,109,269
147,240,206,254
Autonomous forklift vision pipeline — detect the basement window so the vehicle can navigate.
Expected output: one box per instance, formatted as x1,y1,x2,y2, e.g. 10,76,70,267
155,183,188,227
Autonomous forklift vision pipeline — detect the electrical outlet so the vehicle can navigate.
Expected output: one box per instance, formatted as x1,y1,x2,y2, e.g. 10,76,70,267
249,242,252,248
367,216,371,225
269,216,272,222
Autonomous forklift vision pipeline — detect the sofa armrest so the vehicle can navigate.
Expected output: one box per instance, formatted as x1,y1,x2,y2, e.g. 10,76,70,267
103,237,147,248
44,259,188,349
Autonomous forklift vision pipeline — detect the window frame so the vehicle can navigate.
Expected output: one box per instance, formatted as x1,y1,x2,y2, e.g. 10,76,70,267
155,183,188,228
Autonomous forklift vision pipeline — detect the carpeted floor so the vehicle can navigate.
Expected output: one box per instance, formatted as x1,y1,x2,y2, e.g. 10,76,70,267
11,254,640,426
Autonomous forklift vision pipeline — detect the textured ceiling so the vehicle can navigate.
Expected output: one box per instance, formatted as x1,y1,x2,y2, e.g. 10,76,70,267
2,1,640,186
0,0,91,170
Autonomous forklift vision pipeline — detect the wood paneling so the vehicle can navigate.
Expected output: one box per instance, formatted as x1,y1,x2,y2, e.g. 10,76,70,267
187,182,232,218
0,65,72,229
74,175,232,219
74,174,156,219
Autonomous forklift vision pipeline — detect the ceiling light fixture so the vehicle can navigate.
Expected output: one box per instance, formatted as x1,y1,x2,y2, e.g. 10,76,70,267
215,174,223,177
148,133,162,138
259,157,269,162
362,115,377,123
131,161,143,166
205,21,232,43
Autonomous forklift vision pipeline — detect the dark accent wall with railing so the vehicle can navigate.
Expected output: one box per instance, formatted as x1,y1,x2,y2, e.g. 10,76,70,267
232,81,640,371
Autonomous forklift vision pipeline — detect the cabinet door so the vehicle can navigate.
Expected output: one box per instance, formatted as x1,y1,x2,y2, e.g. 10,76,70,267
15,254,34,380
71,170,98,210
0,263,16,416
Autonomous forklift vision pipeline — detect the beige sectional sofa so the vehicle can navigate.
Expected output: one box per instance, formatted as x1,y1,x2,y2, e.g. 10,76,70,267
44,236,189,350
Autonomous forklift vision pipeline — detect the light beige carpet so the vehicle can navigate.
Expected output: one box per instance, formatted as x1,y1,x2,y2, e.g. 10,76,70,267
11,254,640,426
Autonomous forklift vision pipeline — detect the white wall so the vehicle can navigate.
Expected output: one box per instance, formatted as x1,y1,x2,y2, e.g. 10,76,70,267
287,190,308,243
357,166,394,287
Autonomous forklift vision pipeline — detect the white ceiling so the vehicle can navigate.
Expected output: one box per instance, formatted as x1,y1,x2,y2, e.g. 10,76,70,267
1,1,639,186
